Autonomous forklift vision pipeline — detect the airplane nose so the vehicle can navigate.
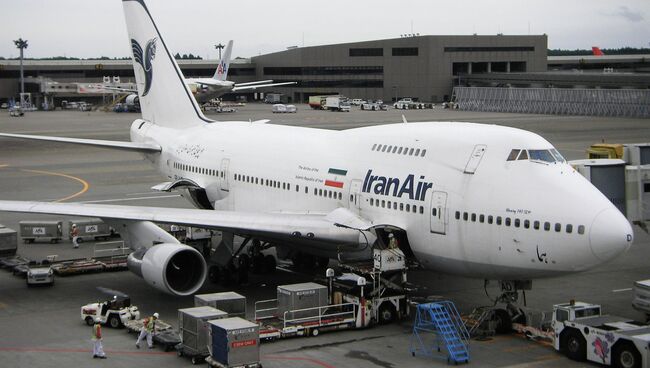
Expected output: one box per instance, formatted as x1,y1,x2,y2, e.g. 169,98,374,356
589,208,633,262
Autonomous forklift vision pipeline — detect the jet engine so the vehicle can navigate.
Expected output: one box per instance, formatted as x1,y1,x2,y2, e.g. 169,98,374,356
127,243,207,296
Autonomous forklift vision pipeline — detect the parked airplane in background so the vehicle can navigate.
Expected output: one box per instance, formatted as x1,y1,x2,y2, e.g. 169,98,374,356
99,39,295,104
0,0,633,308
592,46,605,56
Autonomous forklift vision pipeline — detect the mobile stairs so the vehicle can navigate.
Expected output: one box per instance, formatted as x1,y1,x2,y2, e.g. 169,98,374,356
410,301,470,365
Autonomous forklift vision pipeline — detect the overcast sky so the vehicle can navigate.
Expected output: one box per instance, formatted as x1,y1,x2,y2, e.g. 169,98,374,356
1,0,648,59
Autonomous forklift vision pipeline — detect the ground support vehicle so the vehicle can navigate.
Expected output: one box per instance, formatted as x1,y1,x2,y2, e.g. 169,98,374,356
20,220,63,243
308,95,329,110
81,288,140,328
124,318,181,352
553,301,650,368
26,262,54,286
68,218,112,243
324,96,351,112
633,280,650,322
9,107,24,117
271,104,287,113
360,101,388,111
0,255,30,270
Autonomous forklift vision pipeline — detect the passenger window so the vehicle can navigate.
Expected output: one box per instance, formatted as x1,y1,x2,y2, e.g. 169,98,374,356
392,146,398,153
455,211,460,220
370,198,374,206
544,222,550,231
505,218,511,226
406,204,411,212
514,219,520,227
432,208,437,216
496,216,502,225
387,145,393,152
388,202,392,209
420,206,424,214
377,144,383,151
578,225,585,234
413,206,417,213
487,215,493,224
421,149,427,157
305,187,308,194
403,148,408,155
471,213,476,222
372,143,377,150
328,191,332,198
555,223,561,232
339,193,342,200
534,221,540,230
409,148,414,156
314,188,317,195
566,224,573,233
463,212,468,221
507,149,520,161
479,214,485,223
382,145,388,152
319,189,322,196
397,147,403,154
381,200,385,208
517,150,528,160
524,220,530,229
415,149,421,156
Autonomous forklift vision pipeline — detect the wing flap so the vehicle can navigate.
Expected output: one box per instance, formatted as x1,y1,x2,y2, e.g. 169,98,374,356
0,133,161,153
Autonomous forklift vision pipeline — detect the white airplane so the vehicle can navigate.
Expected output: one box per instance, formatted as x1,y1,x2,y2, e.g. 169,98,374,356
100,39,296,104
0,0,633,300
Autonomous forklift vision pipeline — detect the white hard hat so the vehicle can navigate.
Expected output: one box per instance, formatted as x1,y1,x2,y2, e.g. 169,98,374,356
388,233,394,238
72,224,76,227
153,312,159,318
94,317,101,323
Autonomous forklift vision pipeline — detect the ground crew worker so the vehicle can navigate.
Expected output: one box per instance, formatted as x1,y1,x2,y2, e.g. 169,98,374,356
92,318,107,359
388,233,398,249
71,224,79,248
136,312,158,349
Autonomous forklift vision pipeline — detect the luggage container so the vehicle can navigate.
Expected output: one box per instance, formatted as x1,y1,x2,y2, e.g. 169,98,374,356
0,226,18,257
68,218,112,242
633,279,650,322
277,282,328,320
195,292,246,318
19,220,63,243
178,306,228,362
207,317,260,368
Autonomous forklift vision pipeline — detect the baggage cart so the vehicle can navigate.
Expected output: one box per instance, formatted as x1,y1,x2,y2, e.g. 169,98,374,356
0,226,17,257
124,318,181,351
195,292,246,318
20,220,63,243
277,282,328,320
207,317,260,368
68,218,112,242
633,279,650,322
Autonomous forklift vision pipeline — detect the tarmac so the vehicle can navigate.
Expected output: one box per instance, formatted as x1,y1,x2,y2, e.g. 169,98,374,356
0,104,649,368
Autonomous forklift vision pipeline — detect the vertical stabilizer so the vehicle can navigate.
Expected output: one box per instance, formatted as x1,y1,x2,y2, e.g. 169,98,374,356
592,46,604,56
122,0,211,127
213,40,233,81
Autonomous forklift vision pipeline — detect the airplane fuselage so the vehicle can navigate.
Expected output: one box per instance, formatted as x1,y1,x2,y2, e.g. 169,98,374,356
131,119,633,280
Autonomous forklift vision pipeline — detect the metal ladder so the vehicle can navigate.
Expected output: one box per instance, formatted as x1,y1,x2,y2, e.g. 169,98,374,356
410,301,470,365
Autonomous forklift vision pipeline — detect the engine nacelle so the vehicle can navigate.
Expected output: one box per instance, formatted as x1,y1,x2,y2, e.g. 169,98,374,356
127,243,206,296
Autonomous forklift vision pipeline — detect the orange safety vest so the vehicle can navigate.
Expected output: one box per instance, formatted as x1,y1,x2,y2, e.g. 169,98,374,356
92,323,102,340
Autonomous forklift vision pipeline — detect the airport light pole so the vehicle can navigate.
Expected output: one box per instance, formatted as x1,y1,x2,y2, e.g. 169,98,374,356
13,38,28,100
214,43,225,60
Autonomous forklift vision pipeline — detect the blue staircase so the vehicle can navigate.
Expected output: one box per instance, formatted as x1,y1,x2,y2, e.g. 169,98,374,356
410,301,470,364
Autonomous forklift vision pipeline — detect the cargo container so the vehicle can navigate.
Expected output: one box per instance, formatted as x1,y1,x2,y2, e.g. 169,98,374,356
0,226,18,257
19,220,63,243
633,279,650,322
178,306,228,362
207,317,260,368
195,292,246,318
277,282,328,320
68,218,112,242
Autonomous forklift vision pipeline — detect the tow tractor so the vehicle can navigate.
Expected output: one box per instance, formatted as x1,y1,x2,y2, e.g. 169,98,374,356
553,301,650,368
81,287,140,328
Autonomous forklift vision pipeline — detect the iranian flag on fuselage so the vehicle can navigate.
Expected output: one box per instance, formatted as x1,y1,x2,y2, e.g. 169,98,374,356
325,168,347,188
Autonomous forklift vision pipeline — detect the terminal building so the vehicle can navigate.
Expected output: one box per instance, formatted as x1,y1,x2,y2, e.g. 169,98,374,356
1,34,648,113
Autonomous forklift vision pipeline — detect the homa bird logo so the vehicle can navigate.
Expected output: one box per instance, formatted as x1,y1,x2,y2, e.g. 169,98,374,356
131,37,158,96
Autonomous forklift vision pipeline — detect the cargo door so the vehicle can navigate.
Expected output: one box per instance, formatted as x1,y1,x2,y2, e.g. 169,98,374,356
430,191,447,235
220,158,230,192
464,144,487,174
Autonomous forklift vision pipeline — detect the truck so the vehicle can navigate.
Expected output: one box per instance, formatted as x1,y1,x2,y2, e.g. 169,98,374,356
263,93,286,104
19,220,63,243
68,218,113,243
360,100,387,111
633,280,650,322
393,98,430,110
308,95,329,110
324,96,351,112
553,301,650,368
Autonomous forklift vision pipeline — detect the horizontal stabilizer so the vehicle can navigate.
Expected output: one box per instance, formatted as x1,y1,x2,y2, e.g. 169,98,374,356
0,133,161,153
235,80,273,86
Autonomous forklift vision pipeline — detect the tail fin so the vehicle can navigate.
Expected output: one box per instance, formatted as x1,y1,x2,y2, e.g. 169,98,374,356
213,40,233,81
592,46,604,56
122,0,211,127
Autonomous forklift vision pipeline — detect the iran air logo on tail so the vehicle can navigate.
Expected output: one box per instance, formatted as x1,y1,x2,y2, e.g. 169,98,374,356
131,37,158,96
362,169,433,201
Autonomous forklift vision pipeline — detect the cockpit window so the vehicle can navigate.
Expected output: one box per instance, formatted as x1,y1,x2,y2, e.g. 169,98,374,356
517,150,528,160
529,149,557,163
507,149,520,161
550,149,566,162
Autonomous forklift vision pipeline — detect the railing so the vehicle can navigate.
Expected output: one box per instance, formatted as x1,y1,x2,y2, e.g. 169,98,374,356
254,299,278,321
93,241,131,265
282,303,357,329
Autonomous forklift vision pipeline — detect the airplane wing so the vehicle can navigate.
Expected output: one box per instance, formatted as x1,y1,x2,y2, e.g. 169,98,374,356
0,201,370,247
234,80,273,86
0,133,161,153
232,81,297,91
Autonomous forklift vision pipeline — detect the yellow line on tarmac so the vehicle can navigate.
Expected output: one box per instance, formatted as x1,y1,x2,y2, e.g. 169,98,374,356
20,169,90,202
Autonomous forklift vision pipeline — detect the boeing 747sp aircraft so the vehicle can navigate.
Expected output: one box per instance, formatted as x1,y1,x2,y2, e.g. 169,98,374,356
0,0,633,303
